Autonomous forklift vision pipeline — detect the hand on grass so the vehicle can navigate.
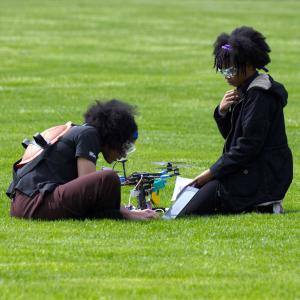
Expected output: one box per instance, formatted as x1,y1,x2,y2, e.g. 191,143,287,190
120,207,159,220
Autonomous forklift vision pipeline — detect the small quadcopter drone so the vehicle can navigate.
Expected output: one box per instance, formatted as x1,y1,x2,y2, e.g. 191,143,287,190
112,160,189,210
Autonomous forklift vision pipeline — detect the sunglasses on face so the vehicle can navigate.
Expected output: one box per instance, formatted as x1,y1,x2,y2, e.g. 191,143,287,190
218,67,238,78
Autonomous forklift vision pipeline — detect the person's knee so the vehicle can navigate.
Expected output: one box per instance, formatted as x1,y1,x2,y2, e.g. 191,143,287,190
94,170,121,209
99,170,120,186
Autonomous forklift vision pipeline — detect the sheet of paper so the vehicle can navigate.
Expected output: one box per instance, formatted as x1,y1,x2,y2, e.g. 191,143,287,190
164,186,199,219
171,176,193,201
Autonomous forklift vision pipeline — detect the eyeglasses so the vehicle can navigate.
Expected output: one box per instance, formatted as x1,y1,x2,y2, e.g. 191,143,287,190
120,141,136,158
218,67,237,78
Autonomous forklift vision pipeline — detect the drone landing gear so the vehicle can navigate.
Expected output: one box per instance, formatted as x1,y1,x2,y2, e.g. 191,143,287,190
138,185,147,209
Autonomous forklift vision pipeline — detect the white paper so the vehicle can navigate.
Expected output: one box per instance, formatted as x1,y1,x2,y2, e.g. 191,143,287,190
164,186,199,219
171,176,193,201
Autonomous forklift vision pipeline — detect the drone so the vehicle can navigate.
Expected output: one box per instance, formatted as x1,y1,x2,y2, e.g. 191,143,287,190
111,160,191,210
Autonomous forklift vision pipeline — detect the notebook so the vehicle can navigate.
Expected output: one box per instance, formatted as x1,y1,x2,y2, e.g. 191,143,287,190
163,185,199,219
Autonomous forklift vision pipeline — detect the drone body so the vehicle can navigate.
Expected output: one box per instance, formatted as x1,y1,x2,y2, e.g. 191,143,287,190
116,160,181,209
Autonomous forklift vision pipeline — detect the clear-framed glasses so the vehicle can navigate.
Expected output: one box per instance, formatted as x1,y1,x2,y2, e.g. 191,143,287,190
121,141,136,158
218,67,238,78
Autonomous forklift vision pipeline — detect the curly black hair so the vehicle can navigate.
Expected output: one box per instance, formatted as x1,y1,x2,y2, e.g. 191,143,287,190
84,99,138,151
213,26,271,75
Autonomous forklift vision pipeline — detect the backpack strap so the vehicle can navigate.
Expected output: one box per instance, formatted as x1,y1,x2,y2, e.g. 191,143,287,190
16,122,73,168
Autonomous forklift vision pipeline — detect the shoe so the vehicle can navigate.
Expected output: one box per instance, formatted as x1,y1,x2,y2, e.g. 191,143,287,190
254,201,284,214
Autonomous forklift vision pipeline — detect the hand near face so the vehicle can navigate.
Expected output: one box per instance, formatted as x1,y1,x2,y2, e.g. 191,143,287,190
219,90,240,115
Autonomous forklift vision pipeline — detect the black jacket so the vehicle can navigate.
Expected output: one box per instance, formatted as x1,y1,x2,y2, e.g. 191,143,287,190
210,72,293,212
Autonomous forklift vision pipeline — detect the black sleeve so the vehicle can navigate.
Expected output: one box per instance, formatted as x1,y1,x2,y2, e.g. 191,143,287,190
214,105,232,139
74,129,101,164
210,89,273,178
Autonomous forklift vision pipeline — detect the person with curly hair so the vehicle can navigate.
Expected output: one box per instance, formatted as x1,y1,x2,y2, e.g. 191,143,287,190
8,100,158,220
185,26,293,215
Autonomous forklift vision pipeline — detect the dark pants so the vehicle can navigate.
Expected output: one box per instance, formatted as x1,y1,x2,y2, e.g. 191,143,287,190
10,170,123,220
184,180,222,215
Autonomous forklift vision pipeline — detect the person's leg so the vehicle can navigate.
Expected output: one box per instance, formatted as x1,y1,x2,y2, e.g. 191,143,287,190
32,170,123,220
11,191,42,219
184,180,220,215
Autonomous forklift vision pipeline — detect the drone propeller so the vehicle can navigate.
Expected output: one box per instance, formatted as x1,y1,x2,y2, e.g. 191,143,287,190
152,161,186,165
153,161,193,169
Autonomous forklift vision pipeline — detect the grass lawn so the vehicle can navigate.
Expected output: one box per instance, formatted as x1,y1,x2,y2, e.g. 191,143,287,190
0,0,299,299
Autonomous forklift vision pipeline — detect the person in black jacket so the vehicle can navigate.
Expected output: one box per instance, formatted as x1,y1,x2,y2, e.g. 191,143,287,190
8,100,158,220
185,26,293,214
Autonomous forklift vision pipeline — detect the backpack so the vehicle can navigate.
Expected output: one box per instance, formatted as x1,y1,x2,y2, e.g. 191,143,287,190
6,122,74,198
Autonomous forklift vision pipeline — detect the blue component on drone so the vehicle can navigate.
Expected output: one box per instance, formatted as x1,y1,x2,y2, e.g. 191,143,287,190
153,178,166,192
119,176,126,183
160,174,172,179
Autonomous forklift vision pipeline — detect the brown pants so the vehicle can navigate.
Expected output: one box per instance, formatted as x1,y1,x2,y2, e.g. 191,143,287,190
10,170,123,220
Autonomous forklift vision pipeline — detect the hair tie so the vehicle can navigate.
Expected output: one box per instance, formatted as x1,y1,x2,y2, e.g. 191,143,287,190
221,44,233,51
260,66,269,72
132,130,138,140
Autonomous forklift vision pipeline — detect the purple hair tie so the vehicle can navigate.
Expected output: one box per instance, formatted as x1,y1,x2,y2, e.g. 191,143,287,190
221,44,232,51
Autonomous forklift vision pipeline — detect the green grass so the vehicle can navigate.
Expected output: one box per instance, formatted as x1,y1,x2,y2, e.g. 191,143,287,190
0,0,299,299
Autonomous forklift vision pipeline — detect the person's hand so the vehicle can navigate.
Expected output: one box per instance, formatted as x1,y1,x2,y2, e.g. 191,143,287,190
219,90,240,115
188,169,214,188
128,209,159,220
121,207,159,220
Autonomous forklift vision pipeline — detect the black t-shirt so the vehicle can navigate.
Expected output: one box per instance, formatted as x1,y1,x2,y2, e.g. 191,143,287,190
14,125,102,197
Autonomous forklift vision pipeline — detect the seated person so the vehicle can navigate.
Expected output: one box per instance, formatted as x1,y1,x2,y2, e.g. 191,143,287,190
7,99,158,220
184,26,293,215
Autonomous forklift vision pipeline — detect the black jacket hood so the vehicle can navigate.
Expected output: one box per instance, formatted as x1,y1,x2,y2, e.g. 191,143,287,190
246,73,288,107
269,76,288,107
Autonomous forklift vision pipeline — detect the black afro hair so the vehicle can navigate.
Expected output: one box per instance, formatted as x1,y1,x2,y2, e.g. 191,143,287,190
84,99,138,152
213,26,271,75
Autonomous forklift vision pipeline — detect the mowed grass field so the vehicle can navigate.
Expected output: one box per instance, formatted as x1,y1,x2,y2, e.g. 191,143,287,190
0,0,299,299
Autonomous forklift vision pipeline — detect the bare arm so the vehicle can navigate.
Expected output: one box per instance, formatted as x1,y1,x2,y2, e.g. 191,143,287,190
77,158,158,220
77,157,96,177
120,206,159,220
